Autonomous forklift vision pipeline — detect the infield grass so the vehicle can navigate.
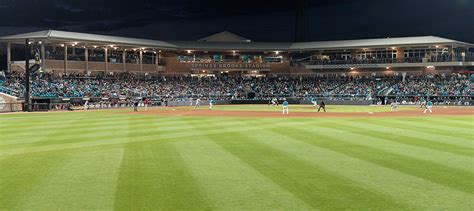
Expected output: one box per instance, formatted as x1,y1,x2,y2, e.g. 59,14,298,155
0,106,473,210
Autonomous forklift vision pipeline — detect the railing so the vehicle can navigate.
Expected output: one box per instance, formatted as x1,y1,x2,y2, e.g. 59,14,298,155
292,56,464,66
0,86,19,96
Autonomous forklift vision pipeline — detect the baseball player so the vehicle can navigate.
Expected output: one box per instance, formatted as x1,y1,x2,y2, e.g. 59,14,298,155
282,99,289,114
271,98,278,106
83,100,89,111
317,101,326,112
310,98,318,107
144,98,149,111
424,100,433,113
209,99,214,110
390,100,398,112
420,97,426,108
133,100,139,112
194,98,201,110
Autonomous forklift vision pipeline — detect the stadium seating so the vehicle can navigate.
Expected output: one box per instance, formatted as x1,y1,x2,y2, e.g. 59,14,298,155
0,73,470,101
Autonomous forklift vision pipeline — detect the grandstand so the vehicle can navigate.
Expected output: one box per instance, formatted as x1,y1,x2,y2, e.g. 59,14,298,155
0,30,472,111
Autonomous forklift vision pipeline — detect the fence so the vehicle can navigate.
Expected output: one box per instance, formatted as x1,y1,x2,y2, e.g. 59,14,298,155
0,103,23,112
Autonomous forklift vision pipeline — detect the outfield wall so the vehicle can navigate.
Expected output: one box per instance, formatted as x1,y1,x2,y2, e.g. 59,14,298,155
0,93,23,112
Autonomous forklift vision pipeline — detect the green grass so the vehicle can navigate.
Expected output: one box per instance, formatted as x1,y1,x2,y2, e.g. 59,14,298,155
0,107,473,210
163,104,419,113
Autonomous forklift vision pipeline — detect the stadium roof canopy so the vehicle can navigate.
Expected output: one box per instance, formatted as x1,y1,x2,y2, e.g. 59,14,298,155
168,41,293,51
0,30,178,50
289,36,474,51
1,30,472,52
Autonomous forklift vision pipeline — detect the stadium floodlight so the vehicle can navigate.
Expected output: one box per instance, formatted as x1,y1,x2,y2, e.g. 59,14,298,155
435,45,439,48
38,41,42,44
74,42,78,45
60,44,64,47
350,67,354,70
275,51,280,55
386,67,390,69
93,45,97,48
187,50,192,54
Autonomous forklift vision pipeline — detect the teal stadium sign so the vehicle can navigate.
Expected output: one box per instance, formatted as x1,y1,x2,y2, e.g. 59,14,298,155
191,63,271,70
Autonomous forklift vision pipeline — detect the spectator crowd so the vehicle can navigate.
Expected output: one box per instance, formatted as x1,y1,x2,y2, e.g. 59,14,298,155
0,72,471,101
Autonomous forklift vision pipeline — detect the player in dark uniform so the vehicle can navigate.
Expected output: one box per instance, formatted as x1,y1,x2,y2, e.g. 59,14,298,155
317,101,326,112
133,100,139,112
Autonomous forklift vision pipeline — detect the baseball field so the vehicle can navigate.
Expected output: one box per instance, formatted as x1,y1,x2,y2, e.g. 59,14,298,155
0,105,473,210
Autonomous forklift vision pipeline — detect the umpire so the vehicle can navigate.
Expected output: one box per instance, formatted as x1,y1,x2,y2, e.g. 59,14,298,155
318,101,326,112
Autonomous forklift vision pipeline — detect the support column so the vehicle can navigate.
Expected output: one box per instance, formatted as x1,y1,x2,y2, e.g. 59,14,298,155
40,42,46,72
140,50,143,73
64,45,68,74
462,49,466,62
448,45,454,62
104,48,108,74
25,39,31,111
85,47,89,73
155,52,159,73
122,50,126,72
6,42,11,73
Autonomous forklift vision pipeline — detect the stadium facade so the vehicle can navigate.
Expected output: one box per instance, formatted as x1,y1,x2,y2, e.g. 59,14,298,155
1,30,473,76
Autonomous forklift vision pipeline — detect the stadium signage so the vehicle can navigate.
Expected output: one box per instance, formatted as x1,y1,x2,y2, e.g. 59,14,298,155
191,63,271,70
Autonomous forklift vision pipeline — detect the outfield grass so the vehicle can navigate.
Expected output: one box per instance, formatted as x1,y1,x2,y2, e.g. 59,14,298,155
0,108,473,210
165,104,419,113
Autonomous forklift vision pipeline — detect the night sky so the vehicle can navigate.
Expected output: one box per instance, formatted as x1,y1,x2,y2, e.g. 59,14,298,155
0,0,472,42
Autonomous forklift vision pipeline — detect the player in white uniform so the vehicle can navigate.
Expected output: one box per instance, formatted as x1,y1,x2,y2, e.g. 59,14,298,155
282,99,289,114
83,100,89,111
390,101,398,112
209,99,214,110
194,98,201,110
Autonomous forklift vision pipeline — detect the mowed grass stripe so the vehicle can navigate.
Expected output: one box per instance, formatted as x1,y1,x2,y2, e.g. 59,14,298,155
208,131,404,209
0,117,298,157
174,139,310,210
13,148,124,210
113,143,210,210
375,118,473,139
1,117,265,149
0,114,208,132
426,117,474,128
270,125,474,194
354,119,474,149
298,120,474,173
386,118,474,139
0,152,68,209
338,120,474,157
246,127,474,209
0,117,249,147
